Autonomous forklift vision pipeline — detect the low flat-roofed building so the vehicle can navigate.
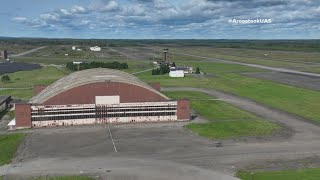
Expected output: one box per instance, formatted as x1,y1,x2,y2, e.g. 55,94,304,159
169,70,185,77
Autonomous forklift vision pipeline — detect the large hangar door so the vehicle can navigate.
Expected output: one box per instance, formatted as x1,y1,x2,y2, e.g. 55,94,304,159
95,96,120,124
95,96,120,105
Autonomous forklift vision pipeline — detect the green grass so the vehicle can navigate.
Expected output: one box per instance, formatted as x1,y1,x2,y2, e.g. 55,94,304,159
0,44,38,55
165,91,255,121
0,66,71,88
165,91,279,139
0,133,25,165
0,89,33,100
32,176,94,180
171,47,320,71
236,169,320,180
25,45,96,58
211,73,320,122
139,62,320,123
175,61,264,74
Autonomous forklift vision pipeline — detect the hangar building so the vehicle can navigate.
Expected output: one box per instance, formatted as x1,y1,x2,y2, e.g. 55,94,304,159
14,68,190,129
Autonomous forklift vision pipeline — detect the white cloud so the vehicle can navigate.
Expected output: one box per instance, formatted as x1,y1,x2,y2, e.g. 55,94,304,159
10,0,320,38
122,4,146,16
12,16,27,22
99,1,119,12
71,5,87,14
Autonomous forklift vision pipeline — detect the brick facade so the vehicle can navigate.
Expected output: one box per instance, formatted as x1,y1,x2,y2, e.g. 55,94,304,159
177,99,191,120
15,103,32,129
42,82,168,105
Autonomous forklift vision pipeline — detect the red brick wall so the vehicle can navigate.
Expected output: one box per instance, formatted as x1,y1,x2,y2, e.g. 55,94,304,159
42,82,168,105
177,99,191,120
149,82,161,91
34,85,48,95
15,103,31,129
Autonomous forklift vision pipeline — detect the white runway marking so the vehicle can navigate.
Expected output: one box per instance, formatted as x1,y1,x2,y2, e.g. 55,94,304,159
106,125,118,152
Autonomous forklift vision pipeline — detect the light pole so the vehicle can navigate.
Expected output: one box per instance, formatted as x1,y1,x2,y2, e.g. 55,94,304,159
251,172,254,180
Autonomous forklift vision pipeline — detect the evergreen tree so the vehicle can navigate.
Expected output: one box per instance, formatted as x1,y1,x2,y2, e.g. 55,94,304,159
195,67,200,74
1,75,10,83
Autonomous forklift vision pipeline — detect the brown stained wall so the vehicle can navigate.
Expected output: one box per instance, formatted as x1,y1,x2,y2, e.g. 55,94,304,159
34,85,48,95
42,82,167,105
15,103,32,129
177,99,191,120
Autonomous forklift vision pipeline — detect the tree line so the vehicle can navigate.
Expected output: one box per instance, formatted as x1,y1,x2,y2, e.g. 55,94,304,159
152,64,170,75
66,61,128,71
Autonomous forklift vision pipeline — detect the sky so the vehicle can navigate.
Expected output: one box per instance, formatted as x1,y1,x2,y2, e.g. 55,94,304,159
0,0,319,39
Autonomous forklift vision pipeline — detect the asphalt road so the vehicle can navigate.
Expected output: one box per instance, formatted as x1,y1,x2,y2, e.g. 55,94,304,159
171,51,320,78
10,46,47,57
161,87,320,169
162,87,320,138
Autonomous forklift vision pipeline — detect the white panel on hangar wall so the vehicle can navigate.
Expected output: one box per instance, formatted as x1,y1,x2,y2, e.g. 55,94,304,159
95,96,120,105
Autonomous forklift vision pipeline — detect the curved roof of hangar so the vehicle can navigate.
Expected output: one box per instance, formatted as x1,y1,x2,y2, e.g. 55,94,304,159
30,68,169,104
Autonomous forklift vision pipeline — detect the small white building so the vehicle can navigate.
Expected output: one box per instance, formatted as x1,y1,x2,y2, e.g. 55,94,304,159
169,70,184,77
8,118,15,130
90,46,101,52
73,61,83,65
72,46,76,50
171,66,193,74
76,48,82,51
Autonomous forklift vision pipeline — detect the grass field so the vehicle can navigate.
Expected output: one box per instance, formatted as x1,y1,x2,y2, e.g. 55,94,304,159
211,73,320,122
0,44,38,55
171,47,320,72
165,91,279,139
0,133,25,165
139,62,320,123
176,61,265,74
0,66,71,88
32,176,94,180
0,89,33,100
25,45,95,58
173,47,320,63
0,66,70,99
0,60,152,100
236,169,320,180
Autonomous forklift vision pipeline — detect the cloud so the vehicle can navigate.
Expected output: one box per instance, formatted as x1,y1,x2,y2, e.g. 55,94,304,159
71,5,88,14
10,0,320,38
12,16,28,22
98,1,120,12
122,4,146,16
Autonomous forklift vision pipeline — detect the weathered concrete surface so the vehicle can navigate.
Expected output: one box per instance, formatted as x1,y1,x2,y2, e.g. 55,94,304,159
2,86,320,179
